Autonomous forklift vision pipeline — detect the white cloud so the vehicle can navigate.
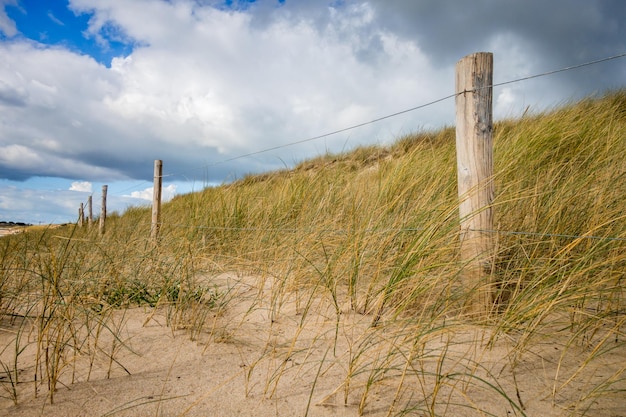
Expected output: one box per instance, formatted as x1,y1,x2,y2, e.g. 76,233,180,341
69,181,93,192
0,0,453,184
0,0,17,37
0,144,44,167
129,184,177,202
129,187,152,201
163,184,177,201
47,11,65,26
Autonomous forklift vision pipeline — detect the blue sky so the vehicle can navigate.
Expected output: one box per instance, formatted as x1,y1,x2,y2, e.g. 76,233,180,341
3,0,133,66
0,0,624,224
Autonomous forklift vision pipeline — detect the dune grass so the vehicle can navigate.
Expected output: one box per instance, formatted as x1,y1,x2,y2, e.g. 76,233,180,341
0,89,625,415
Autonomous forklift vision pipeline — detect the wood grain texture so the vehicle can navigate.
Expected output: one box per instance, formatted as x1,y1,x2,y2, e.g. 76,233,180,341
455,52,495,316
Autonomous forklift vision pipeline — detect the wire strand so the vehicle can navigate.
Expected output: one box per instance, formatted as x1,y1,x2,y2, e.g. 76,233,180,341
493,52,626,88
160,93,458,179
203,94,458,168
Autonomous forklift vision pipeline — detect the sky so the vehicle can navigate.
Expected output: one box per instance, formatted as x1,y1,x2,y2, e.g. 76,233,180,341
0,0,624,224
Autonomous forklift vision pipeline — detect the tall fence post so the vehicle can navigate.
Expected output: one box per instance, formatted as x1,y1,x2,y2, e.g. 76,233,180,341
100,185,107,236
87,195,93,226
151,160,163,241
455,52,495,317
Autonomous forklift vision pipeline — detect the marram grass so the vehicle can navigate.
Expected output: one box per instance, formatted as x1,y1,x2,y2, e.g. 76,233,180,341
0,89,624,415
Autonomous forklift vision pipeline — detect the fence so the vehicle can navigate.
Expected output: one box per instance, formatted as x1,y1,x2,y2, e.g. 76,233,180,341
75,51,626,316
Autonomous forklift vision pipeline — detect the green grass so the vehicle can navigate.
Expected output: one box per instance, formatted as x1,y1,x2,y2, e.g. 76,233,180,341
0,89,625,415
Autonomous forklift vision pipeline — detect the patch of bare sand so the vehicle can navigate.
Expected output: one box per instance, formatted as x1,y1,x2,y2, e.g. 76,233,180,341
1,274,624,416
0,227,23,237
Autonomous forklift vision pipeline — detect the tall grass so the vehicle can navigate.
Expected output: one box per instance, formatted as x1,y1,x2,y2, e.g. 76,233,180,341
0,89,624,415
0,218,218,404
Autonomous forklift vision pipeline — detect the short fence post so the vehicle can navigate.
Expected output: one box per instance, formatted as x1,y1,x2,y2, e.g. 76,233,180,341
151,160,163,241
455,52,495,317
78,203,84,227
100,185,107,236
87,195,93,226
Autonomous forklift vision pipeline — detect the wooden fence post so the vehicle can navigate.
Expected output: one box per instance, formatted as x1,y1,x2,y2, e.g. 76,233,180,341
455,52,495,317
87,195,93,226
100,185,107,236
78,203,84,227
151,160,163,241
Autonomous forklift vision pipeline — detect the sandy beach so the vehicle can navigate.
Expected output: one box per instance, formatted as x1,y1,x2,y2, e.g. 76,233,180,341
1,273,624,417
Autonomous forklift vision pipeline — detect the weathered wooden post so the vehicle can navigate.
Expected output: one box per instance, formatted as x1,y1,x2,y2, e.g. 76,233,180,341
151,160,163,241
455,52,495,316
87,195,93,226
78,203,84,227
99,185,107,236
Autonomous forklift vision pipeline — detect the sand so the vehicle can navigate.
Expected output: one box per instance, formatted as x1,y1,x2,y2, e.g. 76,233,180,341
1,273,624,417
0,227,24,238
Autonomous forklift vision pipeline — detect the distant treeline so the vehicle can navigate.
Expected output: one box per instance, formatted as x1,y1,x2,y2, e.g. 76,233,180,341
0,221,32,227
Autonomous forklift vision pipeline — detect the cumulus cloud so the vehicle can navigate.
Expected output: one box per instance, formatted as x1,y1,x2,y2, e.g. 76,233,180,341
1,0,452,184
129,184,177,202
69,181,93,192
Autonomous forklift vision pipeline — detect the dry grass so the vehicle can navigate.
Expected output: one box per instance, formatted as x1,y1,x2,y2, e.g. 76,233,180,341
0,89,625,416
